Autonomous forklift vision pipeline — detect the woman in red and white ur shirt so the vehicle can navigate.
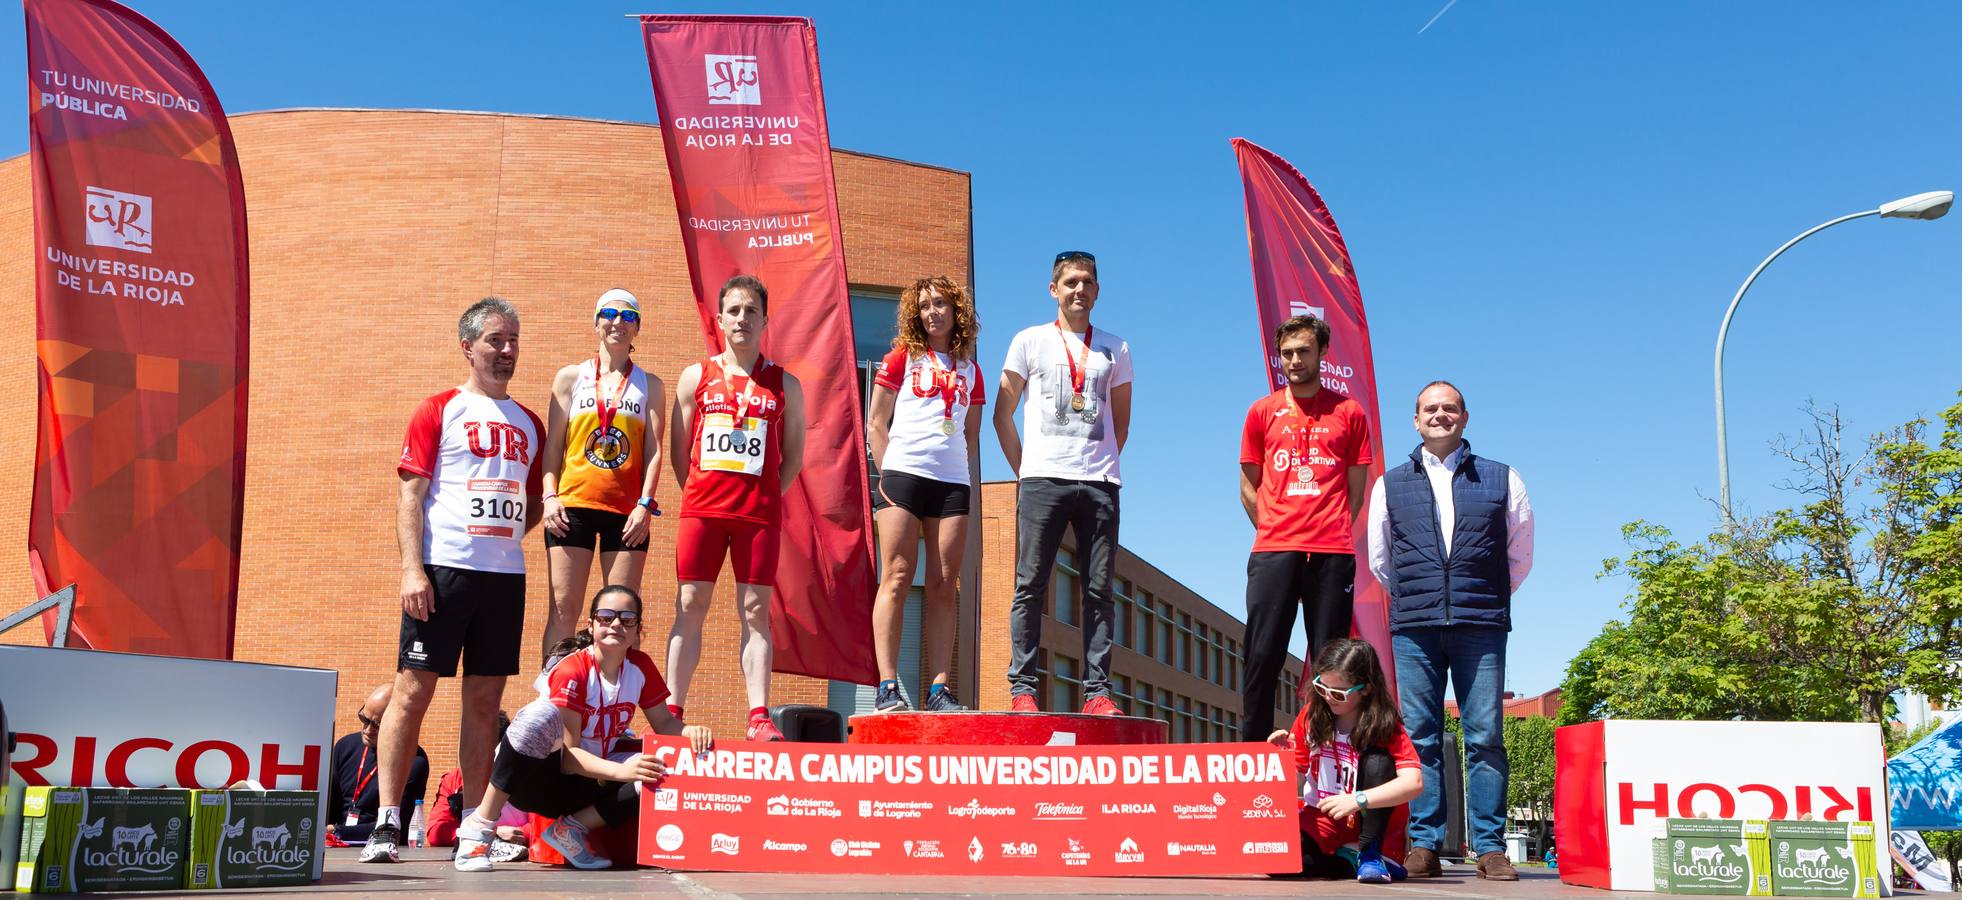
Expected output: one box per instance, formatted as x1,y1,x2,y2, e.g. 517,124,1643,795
867,276,985,713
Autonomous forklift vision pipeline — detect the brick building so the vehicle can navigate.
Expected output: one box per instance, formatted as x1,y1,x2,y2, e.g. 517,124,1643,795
0,109,1303,789
0,108,972,779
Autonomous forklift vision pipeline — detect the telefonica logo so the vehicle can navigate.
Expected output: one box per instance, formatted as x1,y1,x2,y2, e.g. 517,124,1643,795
704,54,759,105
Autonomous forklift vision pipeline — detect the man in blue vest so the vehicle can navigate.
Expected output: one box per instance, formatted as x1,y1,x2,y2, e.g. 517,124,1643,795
1365,381,1534,881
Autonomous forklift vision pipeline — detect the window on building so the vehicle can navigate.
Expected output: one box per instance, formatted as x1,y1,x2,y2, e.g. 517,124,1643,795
1133,681,1154,722
1214,643,1226,687
1194,624,1209,682
1051,654,1080,713
1113,594,1130,650
1133,591,1152,654
1157,608,1173,665
1053,547,1078,627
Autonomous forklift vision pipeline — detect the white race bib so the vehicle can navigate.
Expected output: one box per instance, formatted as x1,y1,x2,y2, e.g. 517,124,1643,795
464,478,525,538
700,413,768,475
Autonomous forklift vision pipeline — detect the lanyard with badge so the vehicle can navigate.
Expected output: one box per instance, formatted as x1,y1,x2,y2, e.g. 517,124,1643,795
1054,319,1096,424
699,356,769,475
345,743,376,827
924,351,959,435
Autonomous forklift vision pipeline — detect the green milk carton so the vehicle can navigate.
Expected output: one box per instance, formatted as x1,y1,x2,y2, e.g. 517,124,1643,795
184,789,318,889
1652,818,1772,895
14,787,189,893
1768,820,1879,898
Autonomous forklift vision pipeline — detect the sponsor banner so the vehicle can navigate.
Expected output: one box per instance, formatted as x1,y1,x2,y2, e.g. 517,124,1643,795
1555,720,1891,894
24,0,249,659
641,15,874,684
637,737,1299,875
0,646,334,881
1232,138,1390,684
1888,830,1953,893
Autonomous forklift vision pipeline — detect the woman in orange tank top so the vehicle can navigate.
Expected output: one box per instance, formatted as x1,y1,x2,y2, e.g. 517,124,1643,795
538,289,667,661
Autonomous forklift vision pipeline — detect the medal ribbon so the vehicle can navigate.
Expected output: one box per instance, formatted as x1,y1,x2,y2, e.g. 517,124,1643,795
1055,318,1092,400
719,355,761,419
926,351,958,427
1291,393,1313,480
594,356,634,435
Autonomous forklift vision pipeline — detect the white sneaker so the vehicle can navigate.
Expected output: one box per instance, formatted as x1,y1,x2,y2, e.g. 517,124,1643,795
453,834,493,872
358,824,401,863
541,819,611,870
488,838,528,863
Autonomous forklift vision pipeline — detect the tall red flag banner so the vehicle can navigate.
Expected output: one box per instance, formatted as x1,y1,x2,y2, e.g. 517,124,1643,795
24,0,248,658
1232,138,1392,688
642,15,875,684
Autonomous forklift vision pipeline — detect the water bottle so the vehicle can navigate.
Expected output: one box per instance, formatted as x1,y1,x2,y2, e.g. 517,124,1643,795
406,799,425,848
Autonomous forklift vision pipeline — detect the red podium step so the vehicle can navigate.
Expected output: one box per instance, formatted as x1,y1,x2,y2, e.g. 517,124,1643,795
848,711,1167,746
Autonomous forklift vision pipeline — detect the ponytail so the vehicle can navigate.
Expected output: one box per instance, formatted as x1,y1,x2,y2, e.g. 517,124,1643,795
541,629,594,673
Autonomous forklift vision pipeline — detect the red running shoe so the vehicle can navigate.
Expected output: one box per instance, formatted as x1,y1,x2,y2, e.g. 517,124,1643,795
747,716,784,742
1009,694,1039,713
1081,695,1122,716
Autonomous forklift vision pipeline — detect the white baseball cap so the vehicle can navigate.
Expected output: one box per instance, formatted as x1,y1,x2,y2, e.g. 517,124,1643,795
595,288,640,313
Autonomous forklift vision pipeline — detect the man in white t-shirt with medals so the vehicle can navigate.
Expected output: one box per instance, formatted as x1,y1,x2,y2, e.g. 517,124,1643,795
993,251,1134,715
366,297,544,863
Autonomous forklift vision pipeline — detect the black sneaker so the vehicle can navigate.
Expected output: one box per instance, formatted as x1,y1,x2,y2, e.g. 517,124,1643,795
875,680,910,712
923,687,967,712
359,823,401,863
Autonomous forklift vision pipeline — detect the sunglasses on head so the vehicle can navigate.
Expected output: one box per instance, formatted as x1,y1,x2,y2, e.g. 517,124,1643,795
597,308,641,324
1311,675,1366,702
592,610,641,628
1054,250,1096,265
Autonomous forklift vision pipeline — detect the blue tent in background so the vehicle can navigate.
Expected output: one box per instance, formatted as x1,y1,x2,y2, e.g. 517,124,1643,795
1890,715,1962,829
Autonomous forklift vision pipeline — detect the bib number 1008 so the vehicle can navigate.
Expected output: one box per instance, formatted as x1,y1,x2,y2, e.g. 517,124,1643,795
703,432,763,458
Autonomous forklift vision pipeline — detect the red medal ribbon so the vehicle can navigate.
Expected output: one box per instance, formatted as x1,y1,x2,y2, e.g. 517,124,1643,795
1290,393,1316,481
926,351,958,426
718,355,761,419
1055,318,1093,398
594,356,634,435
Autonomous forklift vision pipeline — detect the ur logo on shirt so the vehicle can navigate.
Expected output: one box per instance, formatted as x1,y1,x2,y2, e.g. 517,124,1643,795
464,421,532,463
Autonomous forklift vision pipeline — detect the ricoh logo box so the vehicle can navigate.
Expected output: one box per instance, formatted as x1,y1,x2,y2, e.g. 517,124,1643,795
13,787,190,893
184,789,319,889
1650,818,1771,896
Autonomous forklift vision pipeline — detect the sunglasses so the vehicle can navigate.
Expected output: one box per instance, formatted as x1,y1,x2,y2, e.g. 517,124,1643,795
1054,250,1096,265
592,610,641,628
597,308,641,324
358,712,381,730
1311,675,1366,703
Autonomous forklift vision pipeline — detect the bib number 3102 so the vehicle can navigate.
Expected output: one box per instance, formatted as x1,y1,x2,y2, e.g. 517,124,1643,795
701,413,767,476
465,478,524,537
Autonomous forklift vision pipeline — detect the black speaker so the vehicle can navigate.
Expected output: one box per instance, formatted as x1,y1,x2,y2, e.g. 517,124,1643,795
769,704,845,743
1442,731,1466,860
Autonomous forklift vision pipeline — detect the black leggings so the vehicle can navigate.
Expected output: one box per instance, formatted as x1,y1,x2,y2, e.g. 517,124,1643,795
490,735,640,827
1240,552,1356,740
1299,746,1397,878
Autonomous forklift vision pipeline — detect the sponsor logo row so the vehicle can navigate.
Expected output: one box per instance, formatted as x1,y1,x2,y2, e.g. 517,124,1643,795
652,788,1271,821
646,824,1292,864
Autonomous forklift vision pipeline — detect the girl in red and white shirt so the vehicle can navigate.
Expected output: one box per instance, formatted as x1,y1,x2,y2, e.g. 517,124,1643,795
1268,639,1424,883
867,276,985,713
452,585,710,873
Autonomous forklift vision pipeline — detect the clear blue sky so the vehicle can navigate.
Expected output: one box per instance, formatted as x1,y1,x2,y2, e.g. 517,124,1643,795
8,2,1960,695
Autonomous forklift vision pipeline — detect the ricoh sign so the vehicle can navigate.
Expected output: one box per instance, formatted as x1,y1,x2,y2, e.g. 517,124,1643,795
0,645,335,879
1556,720,1890,894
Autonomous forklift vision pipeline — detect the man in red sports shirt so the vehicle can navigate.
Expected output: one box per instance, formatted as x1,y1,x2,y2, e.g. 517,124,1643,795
1237,314,1373,742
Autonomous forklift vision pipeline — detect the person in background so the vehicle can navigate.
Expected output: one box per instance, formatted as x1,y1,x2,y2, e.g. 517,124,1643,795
328,684,428,844
1267,639,1423,883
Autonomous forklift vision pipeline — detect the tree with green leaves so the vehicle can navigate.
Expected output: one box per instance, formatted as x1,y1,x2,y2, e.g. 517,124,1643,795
1505,716,1556,855
1919,831,1961,887
1561,393,1962,725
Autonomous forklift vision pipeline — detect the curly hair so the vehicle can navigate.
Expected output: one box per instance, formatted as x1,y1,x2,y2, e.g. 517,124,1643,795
892,275,979,361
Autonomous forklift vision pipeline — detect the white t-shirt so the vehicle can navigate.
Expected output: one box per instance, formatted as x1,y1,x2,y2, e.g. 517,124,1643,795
397,388,545,574
544,647,669,758
1002,322,1133,484
873,347,986,486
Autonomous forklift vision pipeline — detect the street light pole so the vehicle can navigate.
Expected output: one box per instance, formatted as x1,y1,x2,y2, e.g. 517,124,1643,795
1715,191,1953,524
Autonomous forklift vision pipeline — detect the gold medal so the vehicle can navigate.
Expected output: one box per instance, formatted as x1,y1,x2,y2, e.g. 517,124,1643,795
1295,465,1314,483
1070,392,1086,412
940,418,956,436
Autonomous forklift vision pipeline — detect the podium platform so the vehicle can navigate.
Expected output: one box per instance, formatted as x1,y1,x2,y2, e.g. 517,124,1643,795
848,710,1167,746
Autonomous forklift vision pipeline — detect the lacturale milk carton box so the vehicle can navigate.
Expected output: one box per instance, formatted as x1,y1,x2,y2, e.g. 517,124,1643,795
1652,818,1772,895
13,787,189,893
1768,820,1879,898
184,789,319,889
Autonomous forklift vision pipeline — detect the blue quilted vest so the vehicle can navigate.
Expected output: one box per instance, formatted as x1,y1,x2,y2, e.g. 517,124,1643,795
1382,440,1512,632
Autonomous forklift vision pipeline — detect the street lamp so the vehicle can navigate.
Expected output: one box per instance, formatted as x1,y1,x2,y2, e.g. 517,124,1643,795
1714,190,1953,523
